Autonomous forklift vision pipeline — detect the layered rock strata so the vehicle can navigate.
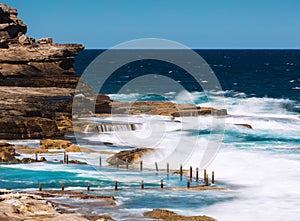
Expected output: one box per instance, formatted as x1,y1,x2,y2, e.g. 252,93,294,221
0,3,84,139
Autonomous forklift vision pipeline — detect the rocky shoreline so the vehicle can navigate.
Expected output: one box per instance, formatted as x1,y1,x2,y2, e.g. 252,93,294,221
0,191,115,221
0,3,248,220
0,2,228,140
0,191,217,221
0,3,84,140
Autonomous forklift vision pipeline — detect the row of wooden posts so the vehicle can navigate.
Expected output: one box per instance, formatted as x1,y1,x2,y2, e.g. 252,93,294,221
37,155,216,191
38,161,215,192
35,154,214,183
38,173,214,192
99,156,215,184
35,153,69,164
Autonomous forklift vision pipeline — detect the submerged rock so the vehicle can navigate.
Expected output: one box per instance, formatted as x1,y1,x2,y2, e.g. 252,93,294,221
143,209,216,221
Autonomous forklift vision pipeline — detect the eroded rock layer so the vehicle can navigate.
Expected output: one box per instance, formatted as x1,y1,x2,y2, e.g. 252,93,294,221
0,4,83,139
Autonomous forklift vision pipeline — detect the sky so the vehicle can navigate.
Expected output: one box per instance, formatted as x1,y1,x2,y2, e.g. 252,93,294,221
2,0,300,49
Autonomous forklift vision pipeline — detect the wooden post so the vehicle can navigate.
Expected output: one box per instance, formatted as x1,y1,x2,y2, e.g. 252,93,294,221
196,168,199,182
204,169,206,181
99,156,102,167
212,171,215,184
114,181,118,191
155,162,158,176
141,180,144,189
160,180,163,189
155,162,158,172
180,165,183,181
66,154,69,164
126,160,129,169
189,166,193,180
39,183,42,191
187,179,190,188
167,163,169,176
35,153,38,161
140,161,143,172
205,174,209,186
87,182,90,191
64,152,66,164
61,183,64,191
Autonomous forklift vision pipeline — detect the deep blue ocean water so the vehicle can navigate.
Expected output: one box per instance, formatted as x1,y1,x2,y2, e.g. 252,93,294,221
75,50,300,103
0,50,299,220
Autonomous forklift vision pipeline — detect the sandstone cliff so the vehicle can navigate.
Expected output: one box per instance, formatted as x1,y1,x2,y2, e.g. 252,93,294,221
0,3,83,139
0,3,83,88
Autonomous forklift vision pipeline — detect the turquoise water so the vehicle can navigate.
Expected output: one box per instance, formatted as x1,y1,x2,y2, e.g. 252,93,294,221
0,161,234,219
1,90,299,220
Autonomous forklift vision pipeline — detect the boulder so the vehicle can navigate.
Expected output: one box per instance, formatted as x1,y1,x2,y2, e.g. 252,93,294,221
0,143,44,163
235,124,253,129
107,148,154,166
143,209,216,221
19,158,38,163
18,34,35,45
84,214,115,221
65,145,81,152
0,143,18,163
39,157,47,162
36,37,52,44
68,160,87,165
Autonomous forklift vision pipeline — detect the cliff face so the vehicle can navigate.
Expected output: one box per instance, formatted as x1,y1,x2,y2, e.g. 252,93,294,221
0,3,83,88
0,3,26,41
0,3,84,139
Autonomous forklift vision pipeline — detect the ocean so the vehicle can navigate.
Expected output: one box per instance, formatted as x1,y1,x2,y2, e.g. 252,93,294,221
1,50,299,220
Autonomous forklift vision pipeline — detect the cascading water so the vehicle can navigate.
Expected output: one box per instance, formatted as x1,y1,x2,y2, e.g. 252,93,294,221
96,123,139,133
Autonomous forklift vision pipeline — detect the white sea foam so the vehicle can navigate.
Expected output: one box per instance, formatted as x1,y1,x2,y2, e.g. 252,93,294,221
203,148,300,221
2,91,299,220
92,91,300,220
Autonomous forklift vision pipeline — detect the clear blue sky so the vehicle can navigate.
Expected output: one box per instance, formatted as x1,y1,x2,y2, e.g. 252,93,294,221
2,0,300,49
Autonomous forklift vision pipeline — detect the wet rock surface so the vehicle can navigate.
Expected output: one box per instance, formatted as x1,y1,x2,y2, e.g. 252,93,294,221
235,123,253,129
0,142,40,163
143,209,216,221
107,148,154,166
0,191,115,221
